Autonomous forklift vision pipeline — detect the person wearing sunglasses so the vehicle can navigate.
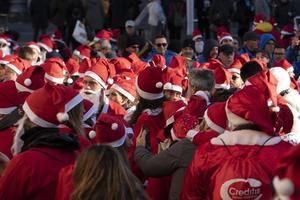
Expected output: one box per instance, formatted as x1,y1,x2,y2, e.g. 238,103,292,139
143,35,176,65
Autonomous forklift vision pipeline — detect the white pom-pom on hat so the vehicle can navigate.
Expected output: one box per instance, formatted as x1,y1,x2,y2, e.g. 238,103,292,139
164,82,172,89
24,78,32,86
156,82,163,88
107,78,114,85
88,130,96,139
67,78,73,84
56,112,69,122
111,123,118,130
271,106,280,113
273,176,294,198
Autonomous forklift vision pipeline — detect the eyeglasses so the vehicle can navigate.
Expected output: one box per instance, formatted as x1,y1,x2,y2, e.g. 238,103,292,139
155,43,167,47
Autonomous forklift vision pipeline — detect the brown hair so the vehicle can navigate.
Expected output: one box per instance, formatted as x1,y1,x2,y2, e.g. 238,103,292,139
66,102,84,135
18,46,36,63
72,145,149,200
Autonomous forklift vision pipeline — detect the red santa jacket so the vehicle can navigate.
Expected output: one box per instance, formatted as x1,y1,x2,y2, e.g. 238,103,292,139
55,165,74,200
130,109,169,200
0,127,15,159
0,147,77,200
181,130,292,200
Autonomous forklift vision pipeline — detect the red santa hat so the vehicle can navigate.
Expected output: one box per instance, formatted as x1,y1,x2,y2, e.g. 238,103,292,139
226,84,277,135
0,55,17,65
66,57,80,76
163,69,184,93
281,24,295,36
192,29,203,41
38,35,54,52
253,14,265,24
78,58,91,76
25,41,41,55
214,66,232,89
73,45,91,60
83,99,97,122
150,54,167,70
163,100,186,127
42,57,67,84
92,58,115,85
110,29,121,42
218,32,233,44
206,58,224,70
228,59,243,74
171,113,199,141
110,78,136,103
135,66,164,100
238,53,251,65
0,80,28,114
5,57,30,75
111,57,132,74
93,113,130,147
0,35,10,45
23,82,83,127
84,61,108,89
93,30,113,41
273,59,294,73
15,66,45,93
52,28,62,40
246,70,279,112
204,102,227,134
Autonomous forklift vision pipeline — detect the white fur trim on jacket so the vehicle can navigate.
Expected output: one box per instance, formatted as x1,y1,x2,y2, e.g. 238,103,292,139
210,130,282,146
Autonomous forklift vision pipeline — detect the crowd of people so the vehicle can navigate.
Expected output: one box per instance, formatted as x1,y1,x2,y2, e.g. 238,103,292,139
0,0,300,200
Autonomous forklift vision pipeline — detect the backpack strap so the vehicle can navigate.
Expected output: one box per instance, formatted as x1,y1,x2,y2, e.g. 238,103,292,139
220,138,232,155
254,136,274,156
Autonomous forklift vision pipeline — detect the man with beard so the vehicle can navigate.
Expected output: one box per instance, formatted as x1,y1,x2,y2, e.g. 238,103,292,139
0,83,83,200
81,60,126,118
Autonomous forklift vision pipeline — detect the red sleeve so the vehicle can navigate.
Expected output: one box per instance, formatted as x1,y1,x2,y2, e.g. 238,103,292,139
192,130,219,146
55,165,74,200
0,155,32,199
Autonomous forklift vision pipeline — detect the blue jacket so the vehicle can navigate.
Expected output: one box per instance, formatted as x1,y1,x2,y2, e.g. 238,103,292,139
259,34,275,50
142,49,177,65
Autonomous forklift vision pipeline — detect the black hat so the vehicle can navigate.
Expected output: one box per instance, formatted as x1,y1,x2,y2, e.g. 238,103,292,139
243,31,260,41
125,35,141,47
182,38,195,51
218,44,234,55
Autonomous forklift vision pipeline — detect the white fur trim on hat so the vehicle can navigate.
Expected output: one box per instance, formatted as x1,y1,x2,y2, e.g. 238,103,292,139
0,38,9,45
6,63,22,75
83,105,97,122
215,83,231,90
0,106,17,115
135,77,164,100
65,93,83,113
204,110,225,134
193,35,202,41
28,44,41,54
0,60,9,65
163,83,183,93
227,68,241,74
88,130,96,139
166,116,175,127
15,81,34,93
57,112,69,122
104,130,127,148
220,35,233,43
281,31,294,36
170,128,181,141
38,42,52,52
84,71,107,89
44,73,65,84
23,101,57,128
111,84,135,103
273,176,294,198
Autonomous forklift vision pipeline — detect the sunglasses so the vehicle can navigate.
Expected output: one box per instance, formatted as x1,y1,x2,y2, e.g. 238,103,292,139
155,43,167,47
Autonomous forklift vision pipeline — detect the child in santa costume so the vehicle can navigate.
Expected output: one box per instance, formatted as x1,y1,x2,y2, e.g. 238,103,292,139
0,83,83,200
